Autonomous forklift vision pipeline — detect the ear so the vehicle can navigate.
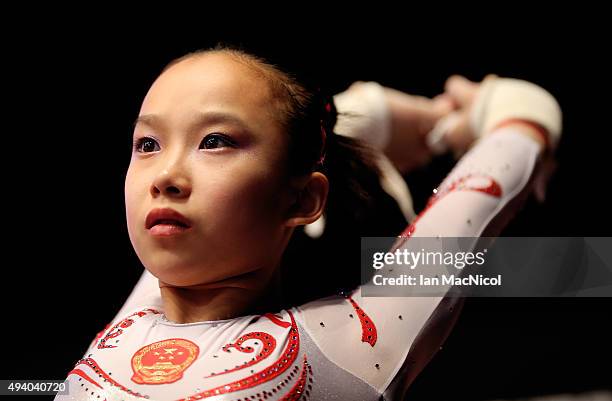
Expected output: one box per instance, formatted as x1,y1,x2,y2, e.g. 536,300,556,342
284,172,329,227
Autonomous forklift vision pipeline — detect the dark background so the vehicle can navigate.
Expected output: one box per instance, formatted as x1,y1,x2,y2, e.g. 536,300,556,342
2,15,611,400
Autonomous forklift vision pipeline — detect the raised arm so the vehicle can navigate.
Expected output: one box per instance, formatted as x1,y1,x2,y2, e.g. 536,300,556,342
296,76,562,399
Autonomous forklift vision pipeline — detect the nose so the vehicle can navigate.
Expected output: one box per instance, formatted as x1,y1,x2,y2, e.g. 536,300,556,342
150,164,192,199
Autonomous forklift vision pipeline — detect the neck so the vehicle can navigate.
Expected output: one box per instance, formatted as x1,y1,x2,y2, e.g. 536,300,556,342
159,268,282,323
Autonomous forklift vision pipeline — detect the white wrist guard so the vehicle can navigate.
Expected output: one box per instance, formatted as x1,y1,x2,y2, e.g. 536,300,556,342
470,77,563,148
332,81,392,151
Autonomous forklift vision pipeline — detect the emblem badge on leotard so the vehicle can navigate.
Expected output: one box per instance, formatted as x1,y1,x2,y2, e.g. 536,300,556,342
131,338,199,384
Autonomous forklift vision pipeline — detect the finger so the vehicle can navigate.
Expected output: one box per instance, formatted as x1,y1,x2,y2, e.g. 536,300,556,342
483,74,499,83
444,111,474,156
430,94,455,119
444,75,480,108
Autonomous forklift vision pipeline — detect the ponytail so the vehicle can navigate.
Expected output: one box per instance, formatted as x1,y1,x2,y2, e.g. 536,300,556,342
320,129,382,226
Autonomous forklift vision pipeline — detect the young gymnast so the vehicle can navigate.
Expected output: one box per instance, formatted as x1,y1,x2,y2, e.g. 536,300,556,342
56,47,561,400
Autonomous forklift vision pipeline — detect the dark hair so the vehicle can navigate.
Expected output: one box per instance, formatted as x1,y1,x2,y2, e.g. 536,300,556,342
166,46,405,305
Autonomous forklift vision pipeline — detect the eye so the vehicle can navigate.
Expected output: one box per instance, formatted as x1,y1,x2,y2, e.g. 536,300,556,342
199,133,236,150
133,137,160,153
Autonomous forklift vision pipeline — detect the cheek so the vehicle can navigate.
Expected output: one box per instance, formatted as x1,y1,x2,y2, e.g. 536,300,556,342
124,166,149,244
193,164,288,270
202,168,284,235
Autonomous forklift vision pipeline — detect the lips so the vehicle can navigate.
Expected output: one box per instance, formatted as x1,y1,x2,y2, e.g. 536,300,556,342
145,208,192,236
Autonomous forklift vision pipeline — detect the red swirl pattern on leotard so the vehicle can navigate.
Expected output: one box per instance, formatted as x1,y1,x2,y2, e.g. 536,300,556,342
279,355,312,401
345,296,377,347
67,368,103,389
68,357,148,398
98,308,161,349
204,332,277,378
89,323,111,349
177,310,301,400
264,313,292,328
397,174,502,241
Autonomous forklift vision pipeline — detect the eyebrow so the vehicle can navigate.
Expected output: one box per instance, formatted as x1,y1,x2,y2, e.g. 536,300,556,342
133,114,162,128
134,112,254,134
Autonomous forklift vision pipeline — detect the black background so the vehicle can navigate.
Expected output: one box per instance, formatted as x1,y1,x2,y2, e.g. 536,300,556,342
2,14,611,400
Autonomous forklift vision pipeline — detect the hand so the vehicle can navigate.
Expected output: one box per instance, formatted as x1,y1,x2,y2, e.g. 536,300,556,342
381,86,454,173
441,75,558,203
439,75,497,155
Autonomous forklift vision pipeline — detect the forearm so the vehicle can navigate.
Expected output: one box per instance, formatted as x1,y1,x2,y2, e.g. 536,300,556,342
398,123,544,240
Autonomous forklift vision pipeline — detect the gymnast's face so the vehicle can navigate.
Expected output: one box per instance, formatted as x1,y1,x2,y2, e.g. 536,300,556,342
125,53,300,287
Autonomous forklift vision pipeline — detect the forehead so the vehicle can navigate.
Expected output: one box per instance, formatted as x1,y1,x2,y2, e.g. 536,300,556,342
140,53,280,130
